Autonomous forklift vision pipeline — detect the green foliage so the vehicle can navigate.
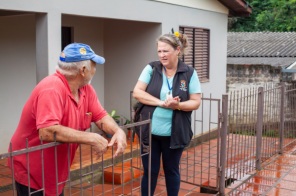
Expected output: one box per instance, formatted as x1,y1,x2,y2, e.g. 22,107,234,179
229,0,296,32
108,109,130,125
109,109,121,122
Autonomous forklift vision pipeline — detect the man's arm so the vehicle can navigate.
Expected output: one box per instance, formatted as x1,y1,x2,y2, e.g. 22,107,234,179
39,125,108,158
95,115,127,157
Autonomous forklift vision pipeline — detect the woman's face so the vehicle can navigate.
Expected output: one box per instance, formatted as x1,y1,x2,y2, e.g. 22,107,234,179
157,41,179,67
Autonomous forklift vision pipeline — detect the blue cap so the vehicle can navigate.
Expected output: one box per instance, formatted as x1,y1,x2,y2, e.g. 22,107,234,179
60,43,105,64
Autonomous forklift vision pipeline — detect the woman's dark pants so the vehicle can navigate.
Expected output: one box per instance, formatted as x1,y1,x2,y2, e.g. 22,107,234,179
141,135,184,196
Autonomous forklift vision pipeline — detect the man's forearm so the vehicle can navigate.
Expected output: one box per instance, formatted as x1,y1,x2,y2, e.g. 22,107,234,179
39,125,97,146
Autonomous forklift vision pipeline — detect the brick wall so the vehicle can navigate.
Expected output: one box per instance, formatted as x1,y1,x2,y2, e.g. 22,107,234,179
227,64,282,92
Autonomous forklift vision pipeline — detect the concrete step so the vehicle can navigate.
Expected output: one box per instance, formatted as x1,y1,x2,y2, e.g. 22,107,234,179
104,157,142,184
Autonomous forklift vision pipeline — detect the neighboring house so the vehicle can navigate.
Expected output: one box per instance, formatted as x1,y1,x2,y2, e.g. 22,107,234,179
0,0,251,153
227,32,296,92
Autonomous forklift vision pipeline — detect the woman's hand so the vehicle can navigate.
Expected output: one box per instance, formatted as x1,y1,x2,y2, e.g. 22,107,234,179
163,96,180,110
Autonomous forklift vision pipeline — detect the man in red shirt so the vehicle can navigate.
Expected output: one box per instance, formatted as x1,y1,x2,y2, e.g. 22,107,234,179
8,43,127,196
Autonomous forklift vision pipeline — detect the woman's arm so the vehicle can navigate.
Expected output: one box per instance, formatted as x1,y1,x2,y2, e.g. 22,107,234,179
177,93,201,111
133,80,164,107
163,93,201,111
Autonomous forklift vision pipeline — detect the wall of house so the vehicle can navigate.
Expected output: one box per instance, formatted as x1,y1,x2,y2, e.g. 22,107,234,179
153,0,228,14
0,14,37,152
104,20,161,119
227,64,282,92
0,0,229,152
62,15,105,106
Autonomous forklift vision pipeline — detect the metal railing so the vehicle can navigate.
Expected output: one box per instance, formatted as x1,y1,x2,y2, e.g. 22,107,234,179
0,120,151,196
222,82,296,195
2,83,296,195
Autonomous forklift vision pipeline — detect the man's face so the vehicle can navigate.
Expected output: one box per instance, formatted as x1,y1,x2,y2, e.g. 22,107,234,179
83,61,96,85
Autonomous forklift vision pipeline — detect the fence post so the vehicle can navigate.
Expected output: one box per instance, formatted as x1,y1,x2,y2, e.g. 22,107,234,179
256,87,264,170
279,82,285,154
219,94,228,196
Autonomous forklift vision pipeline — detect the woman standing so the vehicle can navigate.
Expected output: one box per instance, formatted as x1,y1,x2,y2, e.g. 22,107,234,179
133,31,202,196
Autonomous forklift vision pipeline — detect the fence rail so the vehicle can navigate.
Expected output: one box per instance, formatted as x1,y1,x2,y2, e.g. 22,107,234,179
223,82,296,194
2,83,296,195
0,120,151,196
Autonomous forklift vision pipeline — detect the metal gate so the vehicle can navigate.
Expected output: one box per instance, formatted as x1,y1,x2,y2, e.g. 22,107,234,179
179,95,223,194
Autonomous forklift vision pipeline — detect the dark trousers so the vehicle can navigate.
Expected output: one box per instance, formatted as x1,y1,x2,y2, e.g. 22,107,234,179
141,135,184,196
15,181,64,196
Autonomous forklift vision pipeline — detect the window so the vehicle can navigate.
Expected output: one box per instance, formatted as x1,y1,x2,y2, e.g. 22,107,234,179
179,26,210,82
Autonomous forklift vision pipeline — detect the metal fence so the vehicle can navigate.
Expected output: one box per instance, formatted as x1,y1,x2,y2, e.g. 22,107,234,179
2,83,296,195
0,120,151,196
181,82,296,195
180,95,222,194
223,82,296,194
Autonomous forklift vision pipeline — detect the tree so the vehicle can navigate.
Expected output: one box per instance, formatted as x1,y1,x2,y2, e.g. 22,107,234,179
229,0,296,32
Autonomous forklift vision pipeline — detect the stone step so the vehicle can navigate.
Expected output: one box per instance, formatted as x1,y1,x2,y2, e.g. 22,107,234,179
104,157,142,184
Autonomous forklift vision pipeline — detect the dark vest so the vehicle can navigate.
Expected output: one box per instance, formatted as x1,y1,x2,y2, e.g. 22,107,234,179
137,60,194,149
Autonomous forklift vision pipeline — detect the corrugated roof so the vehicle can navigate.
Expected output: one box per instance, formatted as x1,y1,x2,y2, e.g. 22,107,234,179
227,32,296,67
228,32,296,58
228,57,296,67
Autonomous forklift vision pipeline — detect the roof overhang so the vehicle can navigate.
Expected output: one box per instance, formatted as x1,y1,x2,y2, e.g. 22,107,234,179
218,0,252,17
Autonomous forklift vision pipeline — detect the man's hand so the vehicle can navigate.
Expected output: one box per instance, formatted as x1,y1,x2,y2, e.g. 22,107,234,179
96,115,127,158
91,133,109,159
108,128,127,157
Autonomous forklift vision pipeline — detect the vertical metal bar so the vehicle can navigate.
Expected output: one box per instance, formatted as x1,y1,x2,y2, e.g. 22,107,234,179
242,89,247,175
121,153,124,194
199,94,204,185
9,143,16,196
101,151,105,196
67,143,71,196
233,90,239,180
279,82,285,154
112,147,115,195
256,87,264,170
54,133,59,196
26,139,30,195
216,99,221,189
90,125,95,196
40,139,45,195
148,120,152,196
263,85,268,157
238,89,243,179
219,94,228,196
245,89,251,173
226,91,233,181
207,94,212,183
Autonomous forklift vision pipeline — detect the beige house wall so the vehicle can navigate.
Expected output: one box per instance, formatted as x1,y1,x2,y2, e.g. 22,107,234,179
0,0,229,152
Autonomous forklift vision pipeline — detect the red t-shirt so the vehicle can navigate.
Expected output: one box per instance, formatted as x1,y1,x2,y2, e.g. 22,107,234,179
8,71,107,195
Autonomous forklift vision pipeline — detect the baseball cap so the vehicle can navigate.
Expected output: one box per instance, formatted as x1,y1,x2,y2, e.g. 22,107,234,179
60,43,105,64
